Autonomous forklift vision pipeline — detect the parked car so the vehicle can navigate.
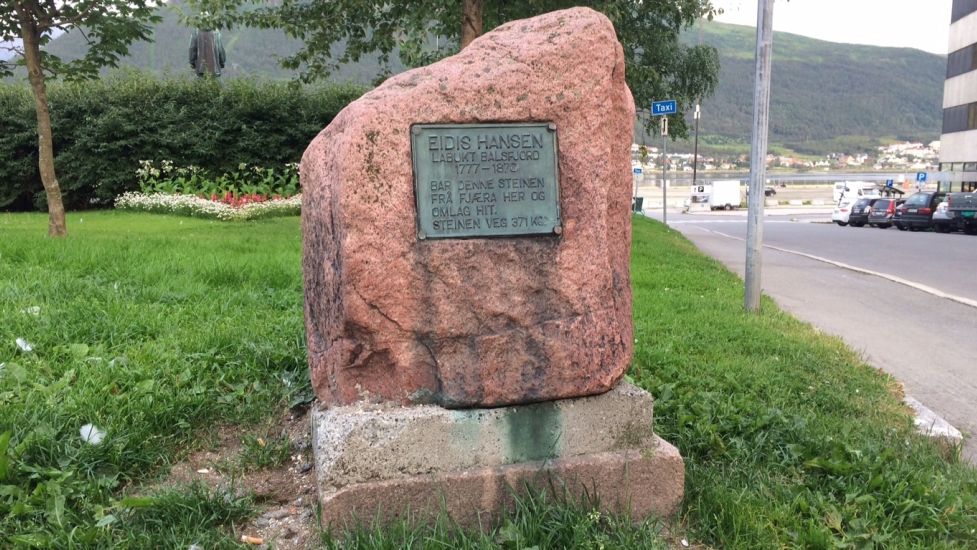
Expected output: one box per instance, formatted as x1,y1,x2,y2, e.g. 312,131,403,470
932,200,956,233
893,191,945,231
893,202,908,230
867,198,904,228
831,198,854,226
847,197,880,227
764,186,777,197
946,186,977,235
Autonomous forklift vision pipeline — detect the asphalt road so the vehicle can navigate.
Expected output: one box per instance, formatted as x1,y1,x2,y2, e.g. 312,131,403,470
647,209,977,463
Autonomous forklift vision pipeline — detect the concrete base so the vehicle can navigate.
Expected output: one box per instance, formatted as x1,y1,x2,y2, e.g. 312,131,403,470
311,382,685,530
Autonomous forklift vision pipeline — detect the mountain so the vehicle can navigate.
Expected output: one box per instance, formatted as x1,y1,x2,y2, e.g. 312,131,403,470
686,22,945,154
27,6,947,154
37,1,400,84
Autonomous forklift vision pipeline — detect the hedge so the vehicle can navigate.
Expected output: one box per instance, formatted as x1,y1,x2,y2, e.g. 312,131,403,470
0,72,366,211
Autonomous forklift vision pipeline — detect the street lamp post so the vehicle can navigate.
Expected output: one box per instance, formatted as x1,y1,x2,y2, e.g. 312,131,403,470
745,0,775,313
661,116,668,226
692,103,701,188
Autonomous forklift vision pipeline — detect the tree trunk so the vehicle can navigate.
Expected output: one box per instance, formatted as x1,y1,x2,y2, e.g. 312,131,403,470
19,10,67,237
461,0,483,49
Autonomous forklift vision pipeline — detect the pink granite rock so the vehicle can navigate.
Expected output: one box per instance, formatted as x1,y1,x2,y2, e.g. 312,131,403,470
302,7,635,408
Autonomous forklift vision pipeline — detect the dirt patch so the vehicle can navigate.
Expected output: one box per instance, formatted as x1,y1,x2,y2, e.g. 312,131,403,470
158,408,319,549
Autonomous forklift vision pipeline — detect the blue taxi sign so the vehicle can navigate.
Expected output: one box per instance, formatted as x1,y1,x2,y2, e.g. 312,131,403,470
651,100,677,116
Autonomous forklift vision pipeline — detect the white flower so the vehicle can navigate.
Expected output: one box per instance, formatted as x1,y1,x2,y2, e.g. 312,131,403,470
80,423,107,445
15,338,33,352
115,192,302,221
21,306,40,316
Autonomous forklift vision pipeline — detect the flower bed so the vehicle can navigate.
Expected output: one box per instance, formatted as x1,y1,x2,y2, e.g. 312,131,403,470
136,160,300,199
115,192,302,221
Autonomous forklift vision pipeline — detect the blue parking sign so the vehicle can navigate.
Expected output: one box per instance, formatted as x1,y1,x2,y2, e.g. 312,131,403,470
916,172,927,182
885,179,894,188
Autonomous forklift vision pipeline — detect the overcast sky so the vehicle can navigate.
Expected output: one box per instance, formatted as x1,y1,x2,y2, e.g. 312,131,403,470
713,0,952,55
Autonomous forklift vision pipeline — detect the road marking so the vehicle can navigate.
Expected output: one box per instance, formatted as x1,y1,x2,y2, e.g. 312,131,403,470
667,219,807,224
692,226,977,310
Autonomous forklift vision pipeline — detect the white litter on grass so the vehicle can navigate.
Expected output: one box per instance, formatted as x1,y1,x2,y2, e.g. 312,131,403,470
196,468,210,474
21,306,40,316
681,538,689,547
15,338,33,352
188,545,203,550
80,423,107,445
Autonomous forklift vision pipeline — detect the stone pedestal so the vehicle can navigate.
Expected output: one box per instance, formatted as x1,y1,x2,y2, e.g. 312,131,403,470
311,382,684,528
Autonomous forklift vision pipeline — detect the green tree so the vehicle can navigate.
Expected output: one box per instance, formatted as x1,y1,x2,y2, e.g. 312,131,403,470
187,0,720,139
1,1,161,236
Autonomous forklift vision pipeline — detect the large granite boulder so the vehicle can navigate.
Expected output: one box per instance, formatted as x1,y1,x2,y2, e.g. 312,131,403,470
302,7,635,408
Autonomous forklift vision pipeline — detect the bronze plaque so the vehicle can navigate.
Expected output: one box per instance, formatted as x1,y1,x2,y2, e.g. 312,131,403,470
411,123,561,239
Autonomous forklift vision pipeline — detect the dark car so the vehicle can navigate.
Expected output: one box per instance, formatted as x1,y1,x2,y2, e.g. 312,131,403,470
764,186,777,197
867,198,905,228
893,191,945,231
847,197,880,227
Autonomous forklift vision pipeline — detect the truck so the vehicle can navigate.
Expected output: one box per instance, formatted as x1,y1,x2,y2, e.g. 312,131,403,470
833,181,878,203
945,186,977,234
706,180,742,210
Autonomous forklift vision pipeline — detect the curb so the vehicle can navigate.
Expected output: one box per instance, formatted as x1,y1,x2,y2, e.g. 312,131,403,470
904,395,964,452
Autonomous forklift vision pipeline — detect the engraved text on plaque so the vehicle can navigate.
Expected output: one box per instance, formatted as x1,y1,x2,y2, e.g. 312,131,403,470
411,123,561,239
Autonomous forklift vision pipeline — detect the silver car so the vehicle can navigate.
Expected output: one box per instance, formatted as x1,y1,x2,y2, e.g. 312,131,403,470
932,200,956,233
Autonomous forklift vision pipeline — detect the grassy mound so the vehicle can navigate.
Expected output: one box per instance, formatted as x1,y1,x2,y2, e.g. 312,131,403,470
0,211,973,547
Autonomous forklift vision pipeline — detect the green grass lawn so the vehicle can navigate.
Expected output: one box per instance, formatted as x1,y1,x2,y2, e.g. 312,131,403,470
0,212,307,547
1,211,975,548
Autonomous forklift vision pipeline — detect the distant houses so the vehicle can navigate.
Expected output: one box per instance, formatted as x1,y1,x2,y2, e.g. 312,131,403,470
873,141,940,171
631,141,939,172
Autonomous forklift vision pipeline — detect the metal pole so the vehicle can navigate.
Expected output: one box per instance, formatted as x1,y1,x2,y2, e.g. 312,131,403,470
635,111,645,209
661,117,668,226
745,0,774,313
692,103,700,187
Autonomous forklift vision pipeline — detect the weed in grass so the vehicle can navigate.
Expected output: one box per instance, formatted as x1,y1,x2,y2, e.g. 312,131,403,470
235,434,293,473
116,482,254,549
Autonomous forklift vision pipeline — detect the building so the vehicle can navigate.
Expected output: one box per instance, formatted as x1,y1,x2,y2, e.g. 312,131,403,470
939,0,977,191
